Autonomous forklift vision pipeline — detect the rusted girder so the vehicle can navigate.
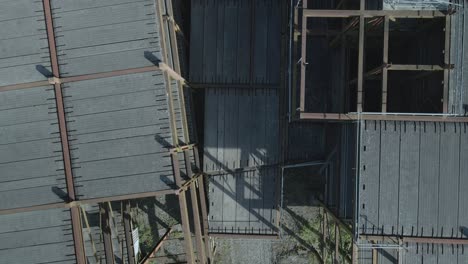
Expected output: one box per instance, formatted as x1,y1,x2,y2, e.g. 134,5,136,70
171,152,195,264
184,150,207,264
362,234,468,245
300,112,468,122
208,233,279,239
100,203,115,264
41,0,86,263
141,227,174,264
123,201,136,264
303,9,446,18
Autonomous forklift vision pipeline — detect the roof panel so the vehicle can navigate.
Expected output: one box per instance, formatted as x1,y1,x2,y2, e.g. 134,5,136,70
0,0,51,86
358,121,468,238
189,0,281,85
0,208,76,264
0,86,66,210
203,88,279,172
52,0,162,76
64,72,175,199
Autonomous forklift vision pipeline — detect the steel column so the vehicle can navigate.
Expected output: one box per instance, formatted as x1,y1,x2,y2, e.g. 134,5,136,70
100,203,115,264
172,152,195,264
299,0,308,112
193,146,212,261
382,16,389,113
123,201,136,264
443,14,451,113
357,14,365,112
184,150,206,264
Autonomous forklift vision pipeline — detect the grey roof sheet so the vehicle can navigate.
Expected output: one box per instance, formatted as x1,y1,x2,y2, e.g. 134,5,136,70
64,72,175,199
0,0,52,86
203,88,279,172
0,86,68,210
189,0,281,85
358,120,468,238
0,208,76,264
208,166,278,234
52,0,162,76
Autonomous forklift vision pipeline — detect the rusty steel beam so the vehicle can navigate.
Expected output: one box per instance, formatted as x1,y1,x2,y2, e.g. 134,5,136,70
184,150,206,264
190,83,279,89
192,146,212,261
388,64,444,71
0,66,162,93
303,9,446,18
300,112,468,122
357,14,365,112
299,0,308,112
100,203,115,264
443,15,451,113
0,80,51,93
382,16,389,113
0,189,176,216
62,66,160,83
123,201,136,264
142,228,174,264
362,234,468,245
42,0,86,263
172,153,195,264
208,233,279,239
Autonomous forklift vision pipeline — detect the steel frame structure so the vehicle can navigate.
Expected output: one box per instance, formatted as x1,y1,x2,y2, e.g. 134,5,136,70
0,0,210,263
294,1,464,122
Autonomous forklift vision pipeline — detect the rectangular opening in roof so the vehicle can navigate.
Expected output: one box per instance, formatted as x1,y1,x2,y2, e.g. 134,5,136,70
387,70,443,113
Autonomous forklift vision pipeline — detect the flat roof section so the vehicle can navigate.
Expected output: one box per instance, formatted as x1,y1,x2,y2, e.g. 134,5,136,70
203,88,279,172
208,166,278,235
190,0,281,85
64,72,175,200
51,0,162,77
0,86,68,210
0,208,76,264
358,120,468,238
0,0,52,86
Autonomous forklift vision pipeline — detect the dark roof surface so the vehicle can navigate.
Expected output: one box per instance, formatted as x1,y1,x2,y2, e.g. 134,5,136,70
358,120,468,238
189,0,281,85
203,88,279,172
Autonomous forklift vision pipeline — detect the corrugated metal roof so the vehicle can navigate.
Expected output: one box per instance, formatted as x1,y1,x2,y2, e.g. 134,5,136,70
0,0,52,86
0,208,76,263
189,0,281,85
0,86,68,210
52,0,162,76
358,120,468,238
208,166,278,235
203,88,279,172
64,72,175,200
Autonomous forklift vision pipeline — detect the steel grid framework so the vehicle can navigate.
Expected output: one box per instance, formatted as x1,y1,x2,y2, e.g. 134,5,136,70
0,0,210,263
294,1,466,122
